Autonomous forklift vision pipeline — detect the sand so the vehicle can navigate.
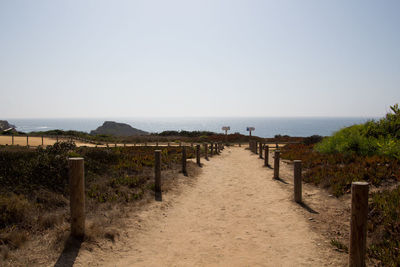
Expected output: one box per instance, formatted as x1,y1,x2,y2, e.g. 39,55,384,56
70,146,345,266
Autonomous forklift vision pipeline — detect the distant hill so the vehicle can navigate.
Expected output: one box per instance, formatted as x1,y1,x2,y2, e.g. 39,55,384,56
0,120,15,131
90,121,148,136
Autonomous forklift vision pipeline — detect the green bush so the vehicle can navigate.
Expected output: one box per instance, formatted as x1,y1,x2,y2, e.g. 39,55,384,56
315,104,400,159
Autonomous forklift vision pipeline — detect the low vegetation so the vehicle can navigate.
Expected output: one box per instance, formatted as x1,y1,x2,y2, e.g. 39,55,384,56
281,104,400,266
0,142,196,264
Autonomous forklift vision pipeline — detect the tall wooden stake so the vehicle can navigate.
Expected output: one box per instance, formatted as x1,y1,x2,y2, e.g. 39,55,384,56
68,158,85,238
294,160,302,203
273,150,280,179
204,143,209,160
349,182,369,267
264,145,269,167
182,146,187,176
196,144,201,166
154,150,162,201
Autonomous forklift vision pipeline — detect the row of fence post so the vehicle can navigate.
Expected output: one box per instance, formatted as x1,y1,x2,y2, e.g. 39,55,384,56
3,135,228,149
247,141,369,267
67,142,224,239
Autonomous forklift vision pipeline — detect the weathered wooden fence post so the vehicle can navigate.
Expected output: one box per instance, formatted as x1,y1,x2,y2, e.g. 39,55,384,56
12,134,14,145
273,150,280,179
349,182,369,267
182,146,187,176
41,136,44,146
264,145,269,166
204,143,209,160
26,135,29,147
294,160,302,203
56,135,59,143
255,142,258,154
210,143,214,156
196,144,201,166
68,158,85,238
154,150,162,201
259,142,263,158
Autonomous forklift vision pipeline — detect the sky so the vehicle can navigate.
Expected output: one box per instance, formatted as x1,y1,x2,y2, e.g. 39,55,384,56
1,0,399,118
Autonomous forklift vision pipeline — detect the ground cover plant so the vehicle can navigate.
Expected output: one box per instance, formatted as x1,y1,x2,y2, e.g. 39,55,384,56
280,104,400,266
0,142,196,264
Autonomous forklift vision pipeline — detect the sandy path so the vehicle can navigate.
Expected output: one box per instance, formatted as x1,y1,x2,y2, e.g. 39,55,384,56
74,147,342,266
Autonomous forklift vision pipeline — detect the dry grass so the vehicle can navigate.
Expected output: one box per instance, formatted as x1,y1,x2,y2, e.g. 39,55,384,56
0,160,201,266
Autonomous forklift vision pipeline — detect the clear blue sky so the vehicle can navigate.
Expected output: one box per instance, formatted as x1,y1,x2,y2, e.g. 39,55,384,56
1,0,399,118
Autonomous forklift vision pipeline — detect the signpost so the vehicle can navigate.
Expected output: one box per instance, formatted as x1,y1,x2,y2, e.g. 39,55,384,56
222,126,230,143
246,127,255,137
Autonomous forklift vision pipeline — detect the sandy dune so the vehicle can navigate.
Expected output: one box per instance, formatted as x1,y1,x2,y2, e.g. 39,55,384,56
71,146,344,266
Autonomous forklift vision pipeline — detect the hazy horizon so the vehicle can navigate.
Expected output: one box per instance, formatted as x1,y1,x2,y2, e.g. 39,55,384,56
1,0,399,118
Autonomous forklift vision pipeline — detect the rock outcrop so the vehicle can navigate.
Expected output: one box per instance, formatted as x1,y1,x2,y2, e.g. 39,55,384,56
0,120,15,131
90,121,148,136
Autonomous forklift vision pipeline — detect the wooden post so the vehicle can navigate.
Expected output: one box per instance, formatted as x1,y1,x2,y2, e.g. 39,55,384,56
210,143,214,156
26,135,29,147
168,142,170,147
276,143,279,149
349,182,369,267
182,146,187,176
156,141,159,147
154,150,162,201
255,142,258,154
259,142,263,158
56,135,59,143
12,134,14,145
273,150,280,179
196,144,201,166
204,143,209,160
294,160,302,203
115,143,117,147
124,142,126,147
41,136,44,146
68,158,85,238
264,145,269,167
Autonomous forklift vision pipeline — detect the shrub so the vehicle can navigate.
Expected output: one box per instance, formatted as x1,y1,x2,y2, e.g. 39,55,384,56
315,104,400,159
368,186,400,266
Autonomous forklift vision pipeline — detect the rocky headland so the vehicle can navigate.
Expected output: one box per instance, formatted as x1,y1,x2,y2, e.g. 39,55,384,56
90,121,148,136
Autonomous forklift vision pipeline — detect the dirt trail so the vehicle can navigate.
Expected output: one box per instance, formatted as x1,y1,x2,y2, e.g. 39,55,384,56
74,147,344,266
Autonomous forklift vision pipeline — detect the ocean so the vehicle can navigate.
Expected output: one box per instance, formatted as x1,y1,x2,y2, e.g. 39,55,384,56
5,117,378,138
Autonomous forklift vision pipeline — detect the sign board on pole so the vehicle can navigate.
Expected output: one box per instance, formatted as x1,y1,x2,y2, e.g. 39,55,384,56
246,127,255,132
222,126,230,131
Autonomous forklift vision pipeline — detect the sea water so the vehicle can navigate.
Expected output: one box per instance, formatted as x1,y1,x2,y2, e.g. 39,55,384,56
5,117,377,138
